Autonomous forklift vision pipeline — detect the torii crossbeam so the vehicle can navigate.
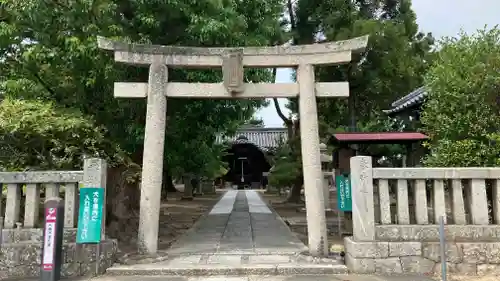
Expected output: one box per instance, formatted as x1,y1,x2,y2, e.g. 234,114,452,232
97,35,369,256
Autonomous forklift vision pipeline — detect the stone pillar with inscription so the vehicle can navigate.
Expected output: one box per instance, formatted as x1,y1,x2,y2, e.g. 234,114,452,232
350,156,375,241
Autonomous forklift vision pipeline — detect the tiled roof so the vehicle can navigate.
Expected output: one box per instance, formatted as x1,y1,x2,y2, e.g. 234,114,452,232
216,127,288,149
330,132,428,144
383,87,427,114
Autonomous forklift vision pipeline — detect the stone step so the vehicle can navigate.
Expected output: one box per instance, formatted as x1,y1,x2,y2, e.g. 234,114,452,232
89,274,436,281
107,253,347,276
106,263,348,276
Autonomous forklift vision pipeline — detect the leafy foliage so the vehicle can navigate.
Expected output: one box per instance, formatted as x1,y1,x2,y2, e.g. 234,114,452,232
421,27,500,167
0,0,286,177
0,97,123,171
286,0,435,134
268,139,301,189
269,0,433,194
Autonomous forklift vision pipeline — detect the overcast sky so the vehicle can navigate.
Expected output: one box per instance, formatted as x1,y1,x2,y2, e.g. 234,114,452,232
255,0,500,127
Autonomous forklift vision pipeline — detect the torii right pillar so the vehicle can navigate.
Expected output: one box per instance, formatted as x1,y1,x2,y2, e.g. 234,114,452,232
296,49,368,256
297,64,330,256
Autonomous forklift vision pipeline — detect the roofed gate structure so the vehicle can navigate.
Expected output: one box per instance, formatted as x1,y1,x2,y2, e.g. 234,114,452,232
98,35,368,256
217,127,287,189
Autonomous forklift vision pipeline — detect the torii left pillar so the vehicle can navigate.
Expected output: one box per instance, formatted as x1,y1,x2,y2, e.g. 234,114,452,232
138,58,168,253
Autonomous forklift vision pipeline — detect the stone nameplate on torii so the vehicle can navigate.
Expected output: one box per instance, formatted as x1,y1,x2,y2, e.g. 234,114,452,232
97,35,369,256
222,48,244,94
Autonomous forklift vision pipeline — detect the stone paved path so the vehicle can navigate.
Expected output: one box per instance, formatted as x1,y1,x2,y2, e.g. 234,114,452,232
167,190,306,256
107,190,347,276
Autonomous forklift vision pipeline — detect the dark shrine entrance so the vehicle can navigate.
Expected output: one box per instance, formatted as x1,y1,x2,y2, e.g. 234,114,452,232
222,136,271,189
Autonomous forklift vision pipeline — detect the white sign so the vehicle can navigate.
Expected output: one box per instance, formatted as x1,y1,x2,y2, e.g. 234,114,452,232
42,222,56,270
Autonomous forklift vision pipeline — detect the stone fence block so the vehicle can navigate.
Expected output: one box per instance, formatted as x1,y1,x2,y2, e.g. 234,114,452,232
422,242,462,263
344,237,388,258
1,228,78,244
388,242,421,257
0,239,117,278
345,238,500,276
376,225,500,242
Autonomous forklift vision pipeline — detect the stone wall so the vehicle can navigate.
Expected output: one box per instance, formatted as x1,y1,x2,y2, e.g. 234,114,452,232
0,158,117,279
345,225,500,275
0,228,117,279
345,156,500,276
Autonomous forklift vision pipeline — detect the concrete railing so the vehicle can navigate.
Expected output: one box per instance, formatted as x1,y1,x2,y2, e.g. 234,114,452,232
0,158,119,279
346,156,500,276
0,158,107,230
373,166,500,226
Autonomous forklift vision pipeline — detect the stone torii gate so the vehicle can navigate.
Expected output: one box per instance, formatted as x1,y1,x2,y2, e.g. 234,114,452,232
97,36,368,256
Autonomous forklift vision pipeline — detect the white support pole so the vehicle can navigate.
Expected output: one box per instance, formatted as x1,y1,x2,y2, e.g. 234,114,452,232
138,59,168,254
298,63,328,257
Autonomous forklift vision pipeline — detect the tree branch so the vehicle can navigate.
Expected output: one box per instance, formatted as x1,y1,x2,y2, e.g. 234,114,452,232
271,68,292,126
273,98,292,125
286,0,296,31
29,69,57,97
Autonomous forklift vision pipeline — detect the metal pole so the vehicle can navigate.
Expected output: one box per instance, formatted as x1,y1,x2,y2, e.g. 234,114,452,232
95,243,101,276
0,216,4,251
439,215,447,281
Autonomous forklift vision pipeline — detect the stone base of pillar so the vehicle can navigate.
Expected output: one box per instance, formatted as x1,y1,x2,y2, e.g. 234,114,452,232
200,181,215,194
251,182,261,189
265,186,279,194
193,187,203,196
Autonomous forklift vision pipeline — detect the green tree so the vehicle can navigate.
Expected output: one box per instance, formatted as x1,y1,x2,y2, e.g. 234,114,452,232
246,117,265,127
421,27,500,167
271,0,434,202
0,97,124,171
0,0,285,229
293,0,435,132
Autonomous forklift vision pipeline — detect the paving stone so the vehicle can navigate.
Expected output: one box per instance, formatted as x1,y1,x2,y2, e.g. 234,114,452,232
207,255,243,265
189,276,248,281
167,255,203,266
248,255,291,264
106,191,348,277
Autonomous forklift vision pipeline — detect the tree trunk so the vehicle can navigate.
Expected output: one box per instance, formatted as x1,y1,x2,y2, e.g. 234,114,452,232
191,176,200,196
285,174,304,204
105,166,141,241
166,174,177,192
161,170,177,200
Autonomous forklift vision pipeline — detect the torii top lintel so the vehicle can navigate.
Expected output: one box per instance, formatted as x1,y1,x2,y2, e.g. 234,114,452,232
96,36,369,68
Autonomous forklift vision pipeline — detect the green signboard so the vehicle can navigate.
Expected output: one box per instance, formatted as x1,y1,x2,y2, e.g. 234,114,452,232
76,187,104,244
336,174,352,211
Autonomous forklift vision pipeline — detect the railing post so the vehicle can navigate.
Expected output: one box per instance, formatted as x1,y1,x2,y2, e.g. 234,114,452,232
83,158,107,240
350,156,375,241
